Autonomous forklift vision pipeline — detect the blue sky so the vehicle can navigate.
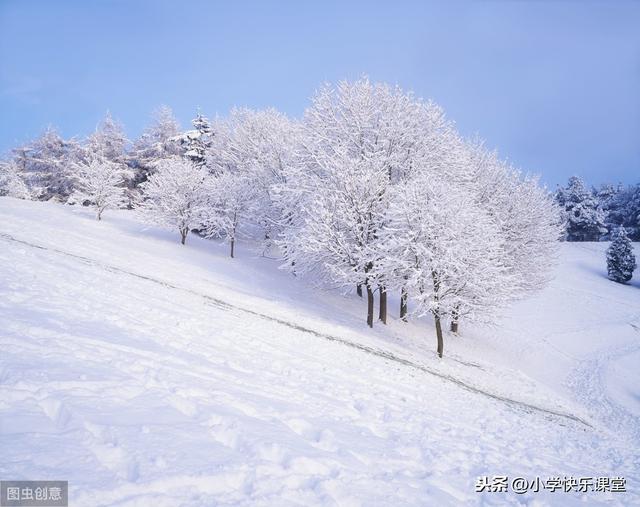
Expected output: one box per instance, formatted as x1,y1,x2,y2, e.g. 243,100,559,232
1,0,638,187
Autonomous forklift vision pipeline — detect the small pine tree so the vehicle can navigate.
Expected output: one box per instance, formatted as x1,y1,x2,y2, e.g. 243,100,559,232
184,112,213,168
606,227,636,283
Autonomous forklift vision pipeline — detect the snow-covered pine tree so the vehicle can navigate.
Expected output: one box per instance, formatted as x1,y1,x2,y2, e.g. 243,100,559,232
71,154,126,220
606,227,637,283
555,176,607,241
138,156,208,245
596,183,623,240
181,112,213,169
621,184,640,241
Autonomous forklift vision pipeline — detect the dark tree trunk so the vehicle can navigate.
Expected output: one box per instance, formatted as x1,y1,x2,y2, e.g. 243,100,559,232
430,270,444,357
364,261,374,327
434,313,444,358
180,229,187,245
356,284,363,298
378,286,387,324
230,212,237,258
366,285,374,328
400,286,408,322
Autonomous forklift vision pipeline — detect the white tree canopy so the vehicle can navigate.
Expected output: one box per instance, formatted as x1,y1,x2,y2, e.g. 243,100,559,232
138,157,208,245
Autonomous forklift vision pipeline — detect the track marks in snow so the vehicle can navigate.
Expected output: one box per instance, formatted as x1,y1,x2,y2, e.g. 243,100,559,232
567,338,640,445
0,232,592,429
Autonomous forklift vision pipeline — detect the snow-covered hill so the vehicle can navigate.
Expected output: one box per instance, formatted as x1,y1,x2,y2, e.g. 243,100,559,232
1,198,638,506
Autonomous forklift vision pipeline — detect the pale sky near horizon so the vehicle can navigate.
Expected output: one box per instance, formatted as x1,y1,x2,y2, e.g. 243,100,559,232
1,0,639,188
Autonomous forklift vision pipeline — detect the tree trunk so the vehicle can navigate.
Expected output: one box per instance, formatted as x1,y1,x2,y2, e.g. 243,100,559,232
97,210,102,221
430,270,444,357
356,284,363,298
434,313,444,358
230,212,237,258
378,286,387,324
180,229,187,245
400,286,408,322
366,285,374,328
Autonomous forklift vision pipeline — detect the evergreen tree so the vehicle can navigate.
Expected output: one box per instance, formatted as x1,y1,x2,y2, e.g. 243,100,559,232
595,183,620,239
606,227,636,283
182,112,213,168
555,176,606,241
622,184,640,241
597,183,640,241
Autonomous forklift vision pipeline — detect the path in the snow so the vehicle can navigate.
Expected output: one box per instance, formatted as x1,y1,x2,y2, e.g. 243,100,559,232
567,324,640,446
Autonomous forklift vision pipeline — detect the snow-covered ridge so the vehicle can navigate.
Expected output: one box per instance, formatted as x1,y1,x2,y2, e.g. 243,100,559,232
1,198,638,506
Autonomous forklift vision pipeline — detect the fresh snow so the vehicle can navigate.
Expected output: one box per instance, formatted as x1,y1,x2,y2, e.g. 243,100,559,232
1,198,638,506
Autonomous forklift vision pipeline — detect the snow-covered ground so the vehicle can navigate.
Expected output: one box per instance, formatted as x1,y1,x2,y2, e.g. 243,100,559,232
1,198,638,506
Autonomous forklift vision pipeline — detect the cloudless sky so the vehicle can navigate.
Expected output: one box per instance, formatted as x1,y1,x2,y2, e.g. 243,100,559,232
1,0,639,187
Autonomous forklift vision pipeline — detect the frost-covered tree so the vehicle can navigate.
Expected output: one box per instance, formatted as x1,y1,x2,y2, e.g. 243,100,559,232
84,112,135,206
280,78,444,327
462,142,561,332
10,127,77,200
204,108,302,257
201,170,256,257
0,159,30,198
87,111,129,165
377,174,507,357
70,154,126,220
555,176,606,241
470,144,561,287
130,105,182,183
606,227,636,284
139,157,207,245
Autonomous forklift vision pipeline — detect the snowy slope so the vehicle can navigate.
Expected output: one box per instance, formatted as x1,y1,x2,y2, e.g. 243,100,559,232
0,198,638,506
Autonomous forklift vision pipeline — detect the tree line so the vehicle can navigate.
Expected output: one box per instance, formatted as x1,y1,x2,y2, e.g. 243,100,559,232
0,78,564,358
555,175,640,242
